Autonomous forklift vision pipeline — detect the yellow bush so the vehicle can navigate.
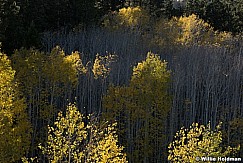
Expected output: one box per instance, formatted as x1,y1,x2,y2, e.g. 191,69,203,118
213,31,233,46
103,7,149,30
176,14,214,45
168,122,240,162
153,14,234,47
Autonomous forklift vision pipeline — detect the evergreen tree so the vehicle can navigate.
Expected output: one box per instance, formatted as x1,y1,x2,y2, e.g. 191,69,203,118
185,0,208,18
125,0,173,17
0,0,22,54
185,0,243,33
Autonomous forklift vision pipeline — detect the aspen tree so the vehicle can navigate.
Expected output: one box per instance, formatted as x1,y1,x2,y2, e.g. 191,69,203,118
168,122,240,162
0,52,31,162
11,47,86,157
103,52,171,162
40,103,127,163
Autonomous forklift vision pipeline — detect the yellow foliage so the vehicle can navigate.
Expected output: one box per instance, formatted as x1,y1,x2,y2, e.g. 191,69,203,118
0,52,31,163
11,48,46,95
176,14,214,45
214,31,234,46
43,46,79,85
39,103,127,163
118,7,149,28
103,6,149,30
227,118,243,157
11,47,87,158
153,17,180,47
64,51,87,75
132,52,170,84
153,14,234,47
92,53,116,79
39,104,87,162
12,47,86,120
103,52,171,162
168,122,240,162
86,122,127,163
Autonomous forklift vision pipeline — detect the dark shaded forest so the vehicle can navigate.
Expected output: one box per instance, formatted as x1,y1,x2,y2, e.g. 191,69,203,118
0,0,242,162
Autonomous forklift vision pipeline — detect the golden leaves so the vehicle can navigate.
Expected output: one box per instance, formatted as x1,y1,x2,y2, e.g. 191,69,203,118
118,7,149,28
92,53,116,80
11,47,87,120
168,122,240,162
39,104,87,162
39,103,127,163
132,52,169,84
102,52,171,162
153,14,234,47
102,6,149,30
0,52,31,163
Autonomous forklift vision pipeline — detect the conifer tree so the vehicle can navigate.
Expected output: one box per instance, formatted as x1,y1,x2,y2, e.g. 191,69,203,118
185,0,243,33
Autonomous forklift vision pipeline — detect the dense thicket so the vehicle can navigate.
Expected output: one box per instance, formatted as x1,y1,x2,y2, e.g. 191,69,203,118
6,28,241,162
0,0,242,54
39,103,127,163
11,47,86,158
185,0,243,33
168,122,240,162
38,24,242,161
103,53,171,162
0,1,242,162
0,52,31,162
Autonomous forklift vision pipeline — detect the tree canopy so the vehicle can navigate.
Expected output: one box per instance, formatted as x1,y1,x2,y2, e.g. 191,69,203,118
39,103,127,163
0,51,31,162
168,122,240,162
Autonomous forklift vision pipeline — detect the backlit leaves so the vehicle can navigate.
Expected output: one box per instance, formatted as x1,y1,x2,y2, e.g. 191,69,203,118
11,47,86,157
39,103,127,163
92,53,116,79
0,52,31,163
168,122,240,162
103,6,149,30
153,14,234,47
103,52,171,162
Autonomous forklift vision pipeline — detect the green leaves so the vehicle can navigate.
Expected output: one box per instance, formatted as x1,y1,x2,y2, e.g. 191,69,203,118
185,0,243,33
